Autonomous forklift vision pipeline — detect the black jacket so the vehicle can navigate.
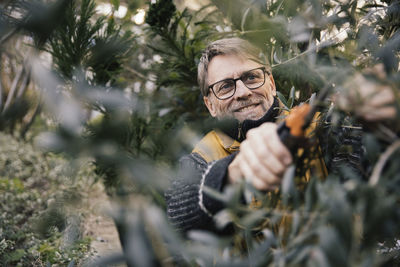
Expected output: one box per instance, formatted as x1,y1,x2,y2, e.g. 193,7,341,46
165,99,365,234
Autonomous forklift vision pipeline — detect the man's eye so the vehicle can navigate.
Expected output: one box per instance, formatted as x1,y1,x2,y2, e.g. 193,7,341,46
247,74,256,80
217,81,234,92
243,71,262,82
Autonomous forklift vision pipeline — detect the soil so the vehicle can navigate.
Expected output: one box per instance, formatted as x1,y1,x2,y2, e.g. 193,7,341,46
80,182,125,266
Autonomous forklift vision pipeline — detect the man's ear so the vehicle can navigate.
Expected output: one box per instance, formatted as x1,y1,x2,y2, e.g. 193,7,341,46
268,74,277,96
203,96,217,117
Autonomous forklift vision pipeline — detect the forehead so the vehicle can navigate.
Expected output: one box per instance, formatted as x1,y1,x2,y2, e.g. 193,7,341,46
207,54,263,84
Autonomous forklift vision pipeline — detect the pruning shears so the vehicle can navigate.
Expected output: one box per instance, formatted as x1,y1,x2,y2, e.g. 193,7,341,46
277,85,331,153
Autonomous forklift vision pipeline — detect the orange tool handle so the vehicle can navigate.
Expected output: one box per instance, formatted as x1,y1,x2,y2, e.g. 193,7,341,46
277,104,311,153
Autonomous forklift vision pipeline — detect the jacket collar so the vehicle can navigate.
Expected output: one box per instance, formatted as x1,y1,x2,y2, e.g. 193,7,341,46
216,97,281,142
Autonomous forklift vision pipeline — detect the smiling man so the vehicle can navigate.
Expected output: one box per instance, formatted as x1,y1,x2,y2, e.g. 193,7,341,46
200,40,293,191
165,38,295,233
203,54,275,122
165,37,398,235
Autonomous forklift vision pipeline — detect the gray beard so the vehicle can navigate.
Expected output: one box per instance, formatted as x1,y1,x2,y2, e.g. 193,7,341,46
228,97,270,121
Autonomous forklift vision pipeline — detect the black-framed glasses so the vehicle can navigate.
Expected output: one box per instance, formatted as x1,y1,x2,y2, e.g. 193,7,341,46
208,67,268,100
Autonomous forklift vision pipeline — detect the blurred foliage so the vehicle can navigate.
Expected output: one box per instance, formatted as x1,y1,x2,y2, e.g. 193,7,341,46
45,0,135,85
0,0,67,139
0,132,94,266
145,0,214,120
118,0,400,265
0,38,39,138
0,0,399,266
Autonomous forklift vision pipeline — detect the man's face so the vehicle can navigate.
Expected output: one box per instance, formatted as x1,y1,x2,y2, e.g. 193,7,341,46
203,54,276,122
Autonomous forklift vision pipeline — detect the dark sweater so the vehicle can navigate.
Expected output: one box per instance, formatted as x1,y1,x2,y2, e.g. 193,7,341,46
165,98,281,233
165,99,366,234
165,152,236,233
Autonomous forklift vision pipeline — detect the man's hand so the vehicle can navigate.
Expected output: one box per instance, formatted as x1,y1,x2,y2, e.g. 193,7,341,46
336,64,397,121
228,123,293,191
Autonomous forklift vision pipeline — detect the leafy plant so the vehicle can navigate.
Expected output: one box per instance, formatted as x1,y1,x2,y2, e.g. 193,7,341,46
145,0,219,120
1,0,400,266
0,132,94,266
46,0,135,85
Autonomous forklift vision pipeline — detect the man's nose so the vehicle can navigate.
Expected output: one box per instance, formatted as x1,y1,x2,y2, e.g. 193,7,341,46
234,80,252,99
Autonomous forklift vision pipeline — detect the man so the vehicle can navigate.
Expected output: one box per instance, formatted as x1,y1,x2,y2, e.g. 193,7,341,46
165,38,396,233
165,38,298,233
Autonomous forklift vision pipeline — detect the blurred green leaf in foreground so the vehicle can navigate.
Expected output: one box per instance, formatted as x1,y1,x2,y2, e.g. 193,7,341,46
0,0,400,266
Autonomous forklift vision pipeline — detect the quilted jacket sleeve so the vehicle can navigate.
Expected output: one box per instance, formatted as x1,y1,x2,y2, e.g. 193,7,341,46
165,152,236,234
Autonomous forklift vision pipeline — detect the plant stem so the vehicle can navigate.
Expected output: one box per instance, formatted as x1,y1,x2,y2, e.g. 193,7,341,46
369,139,400,186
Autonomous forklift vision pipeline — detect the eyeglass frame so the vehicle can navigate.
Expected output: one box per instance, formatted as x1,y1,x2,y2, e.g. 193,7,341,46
207,67,270,100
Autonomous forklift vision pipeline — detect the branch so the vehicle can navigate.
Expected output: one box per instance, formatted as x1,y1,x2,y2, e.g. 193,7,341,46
126,66,152,81
0,28,18,46
271,40,335,68
16,68,31,98
2,65,24,114
369,139,400,186
269,4,385,69
20,94,42,139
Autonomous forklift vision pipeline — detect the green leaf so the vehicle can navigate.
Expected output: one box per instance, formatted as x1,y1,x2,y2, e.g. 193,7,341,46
38,243,54,253
241,7,251,32
288,86,295,108
6,249,25,262
110,0,120,10
12,178,24,192
276,91,289,109
362,133,381,163
282,165,296,206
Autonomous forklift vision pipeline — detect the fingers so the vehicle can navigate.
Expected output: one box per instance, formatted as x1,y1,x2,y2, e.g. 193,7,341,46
365,63,386,80
228,152,280,191
357,85,396,121
239,152,280,187
367,86,394,107
258,123,292,166
227,123,293,191
336,69,397,122
227,155,243,184
242,133,286,175
359,106,397,121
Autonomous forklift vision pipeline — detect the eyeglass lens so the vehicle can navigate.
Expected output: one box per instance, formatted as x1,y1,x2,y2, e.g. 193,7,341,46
212,68,265,100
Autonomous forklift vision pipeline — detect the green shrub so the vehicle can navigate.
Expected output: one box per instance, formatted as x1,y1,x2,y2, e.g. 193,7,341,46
0,133,93,266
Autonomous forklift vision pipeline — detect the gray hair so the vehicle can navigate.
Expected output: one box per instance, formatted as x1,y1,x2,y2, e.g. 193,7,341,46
197,38,270,96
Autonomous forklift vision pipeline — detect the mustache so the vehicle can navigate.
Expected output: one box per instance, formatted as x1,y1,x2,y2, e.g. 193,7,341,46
229,99,262,112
